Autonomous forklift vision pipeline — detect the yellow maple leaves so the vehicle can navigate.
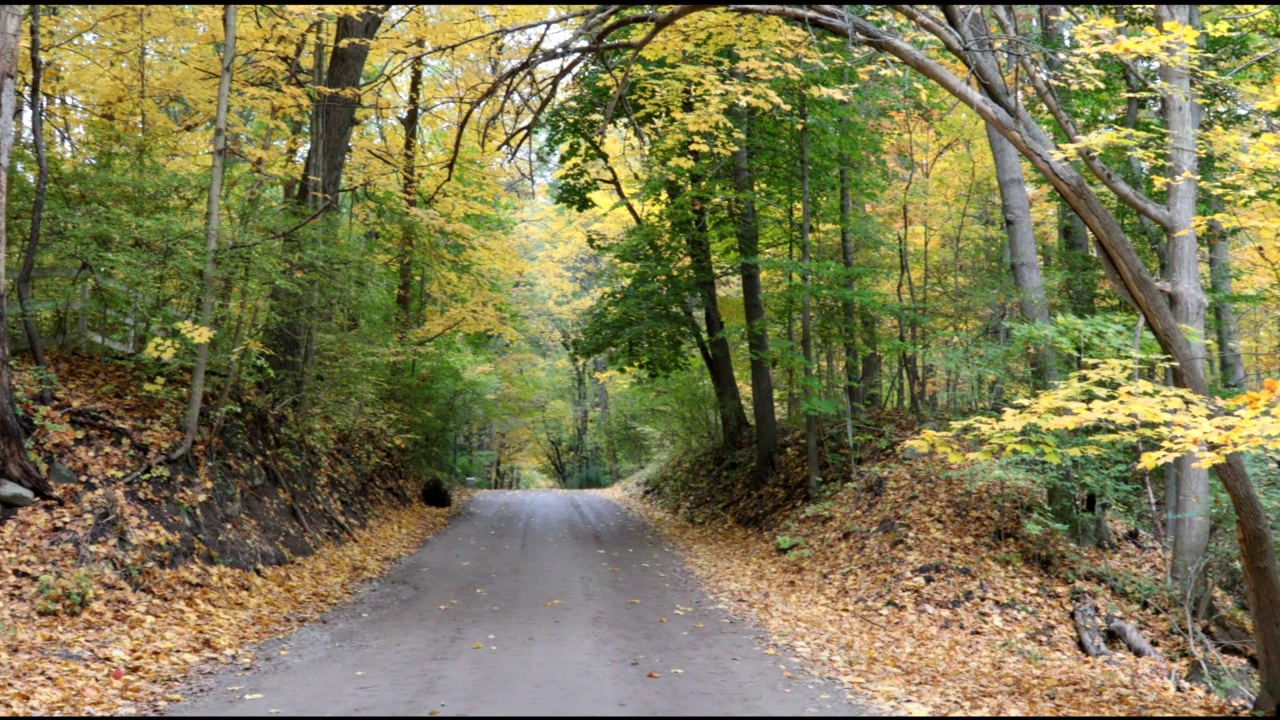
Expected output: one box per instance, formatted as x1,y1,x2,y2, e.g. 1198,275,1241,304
908,358,1280,472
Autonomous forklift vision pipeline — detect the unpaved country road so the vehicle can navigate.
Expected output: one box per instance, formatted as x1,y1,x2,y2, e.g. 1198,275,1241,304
171,491,865,716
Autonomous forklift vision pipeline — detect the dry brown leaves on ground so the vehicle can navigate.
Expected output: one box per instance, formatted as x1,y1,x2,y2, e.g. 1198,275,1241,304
606,459,1242,716
0,501,452,716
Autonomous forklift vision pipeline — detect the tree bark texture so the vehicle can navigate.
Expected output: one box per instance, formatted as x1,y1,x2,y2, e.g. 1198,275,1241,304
730,101,779,483
984,123,1057,386
682,182,749,445
268,8,385,396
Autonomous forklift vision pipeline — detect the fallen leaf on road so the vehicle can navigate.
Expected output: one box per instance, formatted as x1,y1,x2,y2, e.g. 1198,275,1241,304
355,671,365,676
670,669,683,674
628,599,640,604
439,605,448,610
279,650,289,656
269,710,281,715
244,694,264,700
646,672,660,679
763,648,778,655
475,588,484,593
693,623,704,628
472,643,484,649
659,617,668,623
429,711,440,717
228,686,243,692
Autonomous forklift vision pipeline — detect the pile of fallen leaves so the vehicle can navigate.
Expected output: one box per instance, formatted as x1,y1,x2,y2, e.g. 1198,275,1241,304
0,501,453,715
609,449,1246,716
1,354,459,715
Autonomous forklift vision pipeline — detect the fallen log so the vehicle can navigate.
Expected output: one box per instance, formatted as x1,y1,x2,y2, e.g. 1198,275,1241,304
1106,614,1164,661
1072,591,1111,658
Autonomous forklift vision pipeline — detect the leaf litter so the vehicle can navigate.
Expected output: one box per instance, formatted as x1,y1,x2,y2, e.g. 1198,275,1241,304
605,450,1244,716
0,354,458,716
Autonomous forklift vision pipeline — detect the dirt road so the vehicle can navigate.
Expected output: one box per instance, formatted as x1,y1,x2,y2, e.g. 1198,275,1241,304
171,490,864,716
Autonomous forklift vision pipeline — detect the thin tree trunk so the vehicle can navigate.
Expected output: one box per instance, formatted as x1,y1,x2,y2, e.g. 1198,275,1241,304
1205,197,1246,391
174,4,236,460
799,92,819,497
397,40,423,343
730,94,779,483
839,128,860,415
16,3,49,404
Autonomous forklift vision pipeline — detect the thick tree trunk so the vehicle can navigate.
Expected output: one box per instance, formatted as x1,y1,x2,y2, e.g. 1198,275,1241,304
267,8,384,397
984,123,1057,387
683,182,749,445
175,4,236,459
1155,4,1211,599
16,3,50,404
730,98,779,483
0,5,52,500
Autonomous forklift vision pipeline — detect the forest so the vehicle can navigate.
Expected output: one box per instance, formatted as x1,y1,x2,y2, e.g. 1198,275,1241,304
1,4,1280,716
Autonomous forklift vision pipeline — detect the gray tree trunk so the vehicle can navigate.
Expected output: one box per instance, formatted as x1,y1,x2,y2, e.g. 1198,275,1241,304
175,4,236,459
1156,4,1211,597
1206,202,1246,391
984,124,1057,387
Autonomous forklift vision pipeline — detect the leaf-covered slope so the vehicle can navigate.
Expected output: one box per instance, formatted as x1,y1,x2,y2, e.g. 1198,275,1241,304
614,428,1248,715
0,355,455,715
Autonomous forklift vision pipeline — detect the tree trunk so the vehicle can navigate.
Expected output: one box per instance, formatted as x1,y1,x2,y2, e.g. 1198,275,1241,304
174,4,236,459
0,5,52,500
682,181,749,445
1155,4,1211,599
1206,200,1246,391
16,3,49,404
984,123,1057,387
397,40,423,343
840,165,858,414
859,310,881,409
730,95,779,483
267,8,384,397
799,91,819,497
